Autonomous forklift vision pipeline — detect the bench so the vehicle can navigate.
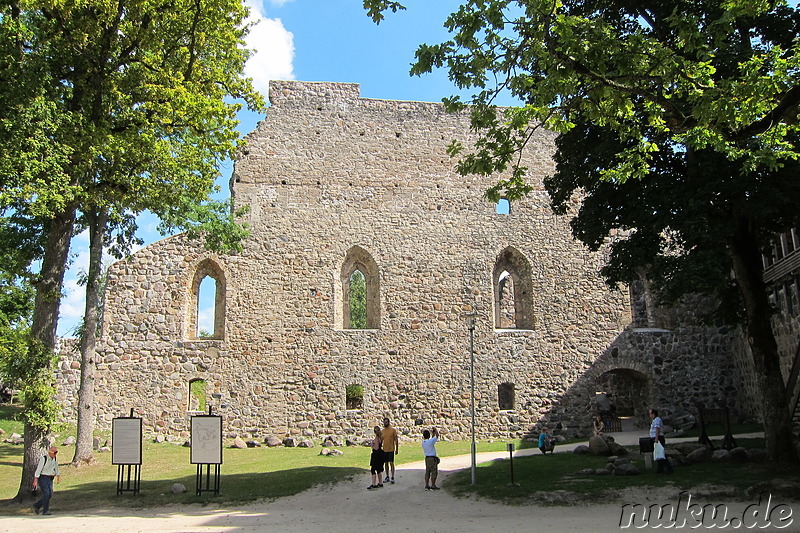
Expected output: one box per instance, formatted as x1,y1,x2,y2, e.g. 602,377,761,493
604,417,622,432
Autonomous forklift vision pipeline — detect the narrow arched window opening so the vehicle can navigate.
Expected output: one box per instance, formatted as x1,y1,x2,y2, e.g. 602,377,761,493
188,259,226,340
348,270,367,329
189,379,207,412
197,277,217,337
340,246,380,329
493,247,534,329
497,271,516,329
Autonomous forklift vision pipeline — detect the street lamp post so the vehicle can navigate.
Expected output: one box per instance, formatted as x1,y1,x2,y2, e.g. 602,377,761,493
467,315,476,486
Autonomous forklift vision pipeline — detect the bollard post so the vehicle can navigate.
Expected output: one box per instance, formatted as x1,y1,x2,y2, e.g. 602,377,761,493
507,442,516,487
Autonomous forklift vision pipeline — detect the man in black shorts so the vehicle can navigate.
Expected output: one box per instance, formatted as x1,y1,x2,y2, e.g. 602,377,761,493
381,417,399,484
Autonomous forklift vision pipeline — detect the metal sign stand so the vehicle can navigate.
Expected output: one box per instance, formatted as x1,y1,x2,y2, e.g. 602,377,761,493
191,407,223,496
113,409,143,495
117,463,142,495
196,463,221,496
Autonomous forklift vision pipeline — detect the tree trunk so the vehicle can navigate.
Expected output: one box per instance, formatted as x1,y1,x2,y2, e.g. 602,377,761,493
71,209,108,466
730,215,798,463
13,208,76,502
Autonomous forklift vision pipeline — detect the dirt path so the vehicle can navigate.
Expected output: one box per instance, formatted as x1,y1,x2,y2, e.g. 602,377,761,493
2,432,796,532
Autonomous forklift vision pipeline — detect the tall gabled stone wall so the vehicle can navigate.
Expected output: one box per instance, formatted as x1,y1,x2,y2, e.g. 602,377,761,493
56,81,749,442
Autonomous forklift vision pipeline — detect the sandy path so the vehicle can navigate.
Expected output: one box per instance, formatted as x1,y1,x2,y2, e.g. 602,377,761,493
2,432,796,532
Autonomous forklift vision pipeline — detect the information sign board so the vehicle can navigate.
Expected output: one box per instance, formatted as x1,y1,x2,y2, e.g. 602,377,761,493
191,415,223,465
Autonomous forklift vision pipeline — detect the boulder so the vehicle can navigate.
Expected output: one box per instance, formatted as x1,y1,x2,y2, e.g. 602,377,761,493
588,435,610,456
245,440,261,448
297,439,315,448
728,447,749,463
614,462,640,475
607,441,628,456
265,436,283,447
155,434,166,443
283,437,297,447
62,436,76,446
673,441,704,455
746,448,767,463
319,447,343,456
322,436,343,447
171,483,187,494
345,438,359,447
572,444,590,454
93,437,101,450
5,433,24,445
232,436,248,449
669,454,691,467
711,449,730,462
612,457,632,467
687,446,712,464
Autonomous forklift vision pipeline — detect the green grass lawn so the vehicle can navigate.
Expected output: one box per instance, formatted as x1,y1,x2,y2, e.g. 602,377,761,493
2,404,797,513
0,404,512,514
444,437,800,504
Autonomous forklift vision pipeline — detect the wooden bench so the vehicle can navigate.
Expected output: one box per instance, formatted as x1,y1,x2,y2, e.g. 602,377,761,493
604,417,622,432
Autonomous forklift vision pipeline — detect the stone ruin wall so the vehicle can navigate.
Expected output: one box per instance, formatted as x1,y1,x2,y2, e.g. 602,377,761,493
53,81,751,443
730,309,800,422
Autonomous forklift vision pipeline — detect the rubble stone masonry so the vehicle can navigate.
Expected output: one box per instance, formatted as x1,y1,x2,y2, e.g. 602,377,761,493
53,81,778,443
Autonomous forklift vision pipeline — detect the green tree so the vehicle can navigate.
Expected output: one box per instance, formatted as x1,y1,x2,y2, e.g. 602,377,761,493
0,271,35,397
0,0,264,499
349,270,367,329
372,0,800,461
0,216,46,414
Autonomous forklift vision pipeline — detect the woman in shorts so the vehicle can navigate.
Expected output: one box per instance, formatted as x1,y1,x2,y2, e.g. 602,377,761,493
367,426,384,489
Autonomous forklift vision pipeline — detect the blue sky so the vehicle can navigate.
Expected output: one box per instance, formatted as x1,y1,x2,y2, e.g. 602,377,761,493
57,0,482,336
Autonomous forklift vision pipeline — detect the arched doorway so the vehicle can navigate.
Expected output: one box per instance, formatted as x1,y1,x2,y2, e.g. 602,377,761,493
594,368,651,429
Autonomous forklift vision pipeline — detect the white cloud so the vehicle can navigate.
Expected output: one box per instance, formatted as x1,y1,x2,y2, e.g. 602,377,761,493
244,1,295,97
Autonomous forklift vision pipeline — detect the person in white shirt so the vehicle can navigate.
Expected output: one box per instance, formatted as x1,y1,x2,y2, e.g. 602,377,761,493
421,427,440,491
649,408,673,474
33,446,61,515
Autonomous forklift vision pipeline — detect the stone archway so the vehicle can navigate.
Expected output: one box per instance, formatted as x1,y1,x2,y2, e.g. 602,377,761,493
595,368,651,428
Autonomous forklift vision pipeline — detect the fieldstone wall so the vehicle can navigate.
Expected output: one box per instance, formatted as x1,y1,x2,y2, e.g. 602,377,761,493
730,310,800,422
53,81,755,442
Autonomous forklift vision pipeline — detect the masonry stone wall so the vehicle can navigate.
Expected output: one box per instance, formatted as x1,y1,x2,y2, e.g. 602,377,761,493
54,81,754,443
730,311,800,422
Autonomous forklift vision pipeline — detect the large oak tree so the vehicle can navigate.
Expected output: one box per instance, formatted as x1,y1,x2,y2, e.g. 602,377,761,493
0,0,263,500
369,0,800,461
